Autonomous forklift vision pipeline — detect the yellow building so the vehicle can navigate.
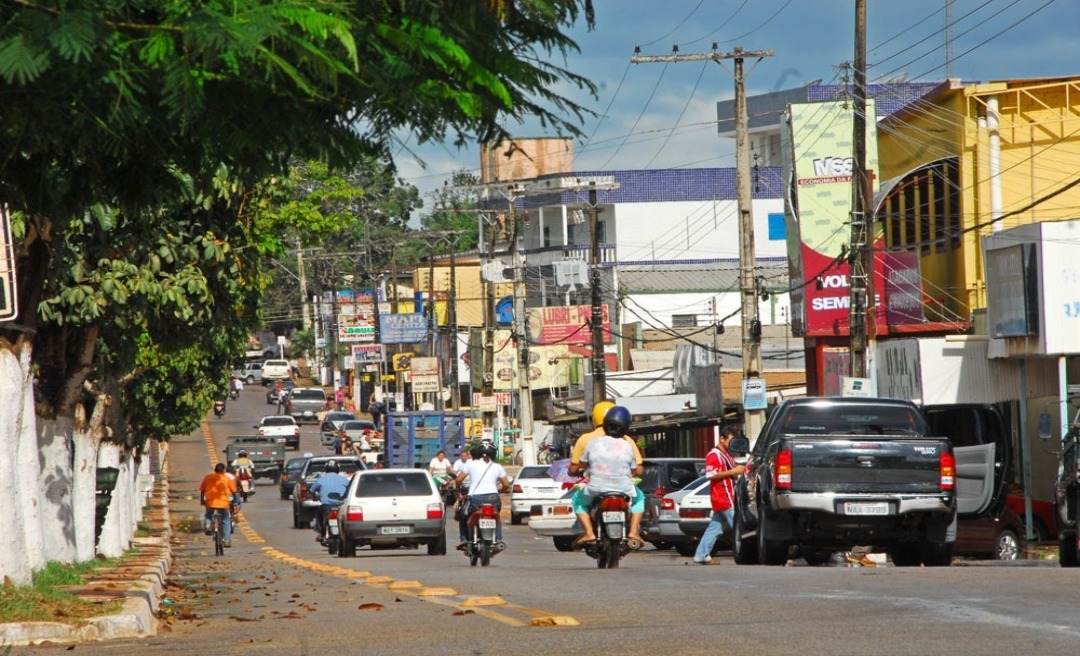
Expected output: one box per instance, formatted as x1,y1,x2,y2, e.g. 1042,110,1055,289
876,76,1080,322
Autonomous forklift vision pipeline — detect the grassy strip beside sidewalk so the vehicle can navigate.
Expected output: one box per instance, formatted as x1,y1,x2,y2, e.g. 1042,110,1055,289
0,559,123,624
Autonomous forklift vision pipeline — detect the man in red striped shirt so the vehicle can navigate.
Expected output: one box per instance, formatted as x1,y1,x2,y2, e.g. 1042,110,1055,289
693,425,746,565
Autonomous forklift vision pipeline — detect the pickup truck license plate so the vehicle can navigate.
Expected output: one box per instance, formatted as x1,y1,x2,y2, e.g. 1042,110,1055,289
379,526,411,535
478,518,497,529
844,502,889,515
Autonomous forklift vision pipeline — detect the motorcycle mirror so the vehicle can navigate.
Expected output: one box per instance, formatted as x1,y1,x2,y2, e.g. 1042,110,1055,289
1037,412,1053,440
727,436,750,457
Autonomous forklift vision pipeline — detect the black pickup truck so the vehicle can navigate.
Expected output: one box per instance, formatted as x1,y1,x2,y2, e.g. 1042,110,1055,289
733,397,964,566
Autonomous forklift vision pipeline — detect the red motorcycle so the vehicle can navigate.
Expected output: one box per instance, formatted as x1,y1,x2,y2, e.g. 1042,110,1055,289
582,492,632,569
462,502,503,567
236,469,254,502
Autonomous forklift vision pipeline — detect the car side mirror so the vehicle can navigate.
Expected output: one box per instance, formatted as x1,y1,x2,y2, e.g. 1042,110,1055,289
728,436,750,457
1038,412,1053,440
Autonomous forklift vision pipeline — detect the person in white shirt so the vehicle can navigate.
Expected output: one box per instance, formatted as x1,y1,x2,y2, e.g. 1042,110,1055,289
453,445,509,549
452,450,472,491
428,450,455,482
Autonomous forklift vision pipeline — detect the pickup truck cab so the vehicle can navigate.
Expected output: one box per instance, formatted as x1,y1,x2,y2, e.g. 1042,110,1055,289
223,435,287,480
254,415,301,450
261,359,292,386
733,397,964,567
285,387,328,424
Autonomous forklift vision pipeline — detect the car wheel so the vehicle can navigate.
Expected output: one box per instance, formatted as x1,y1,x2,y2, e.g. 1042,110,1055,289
892,543,921,567
674,542,697,558
921,541,953,567
649,541,672,551
292,508,302,529
801,548,832,566
1059,531,1079,567
993,528,1021,561
553,536,575,552
428,531,447,556
339,535,355,558
280,490,289,501
757,503,789,566
510,513,523,526
246,375,255,385
732,504,758,565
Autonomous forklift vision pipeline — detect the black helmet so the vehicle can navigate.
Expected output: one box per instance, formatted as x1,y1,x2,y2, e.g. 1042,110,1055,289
324,459,340,473
237,450,247,456
603,406,632,438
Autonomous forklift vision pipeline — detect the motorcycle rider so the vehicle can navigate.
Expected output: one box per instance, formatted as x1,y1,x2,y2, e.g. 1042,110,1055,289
229,375,243,398
570,401,646,548
569,406,645,549
452,444,510,551
230,450,256,492
308,460,350,542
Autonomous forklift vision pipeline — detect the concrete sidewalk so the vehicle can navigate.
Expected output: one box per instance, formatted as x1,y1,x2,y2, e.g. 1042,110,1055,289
0,461,173,646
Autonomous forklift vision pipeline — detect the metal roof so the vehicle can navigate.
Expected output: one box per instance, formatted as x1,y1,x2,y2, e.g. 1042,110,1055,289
619,260,789,294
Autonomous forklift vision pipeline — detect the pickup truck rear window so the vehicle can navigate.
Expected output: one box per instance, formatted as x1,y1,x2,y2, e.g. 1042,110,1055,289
784,406,923,435
290,390,327,401
353,472,433,497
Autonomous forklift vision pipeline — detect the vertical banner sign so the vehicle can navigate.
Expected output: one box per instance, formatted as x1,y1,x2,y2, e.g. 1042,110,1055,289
0,206,16,321
410,356,441,393
788,100,883,335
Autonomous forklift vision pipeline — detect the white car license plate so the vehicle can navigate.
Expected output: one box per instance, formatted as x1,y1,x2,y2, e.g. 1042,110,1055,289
844,502,889,515
478,518,497,529
379,526,411,535
602,511,625,523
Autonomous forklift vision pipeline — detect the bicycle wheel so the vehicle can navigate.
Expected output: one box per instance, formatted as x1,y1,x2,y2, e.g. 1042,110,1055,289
213,514,224,556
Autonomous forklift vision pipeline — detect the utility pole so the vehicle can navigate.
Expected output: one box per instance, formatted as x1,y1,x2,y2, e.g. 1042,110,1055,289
587,183,607,407
848,0,874,379
633,45,772,439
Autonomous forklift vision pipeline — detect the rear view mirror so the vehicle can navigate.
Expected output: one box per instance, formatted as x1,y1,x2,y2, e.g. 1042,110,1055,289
728,436,750,457
1037,412,1053,440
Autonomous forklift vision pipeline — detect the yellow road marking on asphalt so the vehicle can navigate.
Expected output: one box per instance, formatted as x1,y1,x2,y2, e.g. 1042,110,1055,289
198,419,577,627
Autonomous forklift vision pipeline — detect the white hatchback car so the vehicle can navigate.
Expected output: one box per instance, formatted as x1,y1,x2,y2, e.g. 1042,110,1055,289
526,489,581,551
509,465,566,525
336,469,447,557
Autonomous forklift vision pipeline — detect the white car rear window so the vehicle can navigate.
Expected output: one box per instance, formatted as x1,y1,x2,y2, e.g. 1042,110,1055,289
354,473,433,497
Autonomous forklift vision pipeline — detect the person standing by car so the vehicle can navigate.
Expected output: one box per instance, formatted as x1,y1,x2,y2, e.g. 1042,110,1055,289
692,425,747,565
308,460,350,541
200,463,238,548
453,445,510,551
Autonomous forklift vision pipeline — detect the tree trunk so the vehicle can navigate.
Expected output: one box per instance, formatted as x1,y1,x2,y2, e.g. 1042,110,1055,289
73,393,108,561
95,443,125,558
0,341,43,585
36,415,77,565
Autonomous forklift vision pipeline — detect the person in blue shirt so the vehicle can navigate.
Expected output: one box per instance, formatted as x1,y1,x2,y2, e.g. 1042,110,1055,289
308,460,350,541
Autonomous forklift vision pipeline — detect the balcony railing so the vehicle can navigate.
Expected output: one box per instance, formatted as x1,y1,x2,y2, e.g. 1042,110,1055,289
523,243,617,266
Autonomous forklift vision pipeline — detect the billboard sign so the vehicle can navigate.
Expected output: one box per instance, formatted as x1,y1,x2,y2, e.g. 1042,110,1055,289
351,344,385,363
883,251,925,325
986,243,1040,337
528,304,611,345
379,313,428,344
787,100,882,335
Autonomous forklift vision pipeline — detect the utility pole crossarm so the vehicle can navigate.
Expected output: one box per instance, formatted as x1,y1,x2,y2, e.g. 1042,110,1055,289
631,48,774,65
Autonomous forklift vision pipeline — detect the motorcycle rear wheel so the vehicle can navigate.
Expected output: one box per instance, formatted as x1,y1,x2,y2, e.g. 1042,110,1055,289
480,541,491,566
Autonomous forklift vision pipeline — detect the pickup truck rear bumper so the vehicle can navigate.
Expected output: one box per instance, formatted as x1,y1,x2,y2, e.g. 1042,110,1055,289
774,493,953,515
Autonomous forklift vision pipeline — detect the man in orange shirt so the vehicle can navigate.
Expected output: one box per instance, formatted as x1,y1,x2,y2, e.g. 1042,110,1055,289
200,463,238,547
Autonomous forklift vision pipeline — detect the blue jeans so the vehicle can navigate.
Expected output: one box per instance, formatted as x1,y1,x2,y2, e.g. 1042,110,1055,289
694,508,734,561
205,507,233,543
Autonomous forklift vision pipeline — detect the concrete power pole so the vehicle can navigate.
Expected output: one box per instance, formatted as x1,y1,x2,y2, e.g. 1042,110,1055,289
848,0,874,379
587,183,606,408
633,45,772,439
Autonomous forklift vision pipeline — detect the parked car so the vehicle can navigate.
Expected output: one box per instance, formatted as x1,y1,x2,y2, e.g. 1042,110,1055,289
654,476,727,557
1005,491,1057,542
639,457,706,549
232,362,263,386
526,489,579,551
291,456,365,529
319,411,358,446
284,387,328,424
954,503,1026,560
509,465,565,525
254,415,301,450
336,468,448,557
266,379,297,406
279,454,313,500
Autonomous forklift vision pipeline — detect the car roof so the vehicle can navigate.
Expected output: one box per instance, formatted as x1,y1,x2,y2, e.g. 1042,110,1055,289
261,416,295,424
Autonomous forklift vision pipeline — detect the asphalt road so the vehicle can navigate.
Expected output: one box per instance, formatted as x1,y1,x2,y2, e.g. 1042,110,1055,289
14,388,1080,655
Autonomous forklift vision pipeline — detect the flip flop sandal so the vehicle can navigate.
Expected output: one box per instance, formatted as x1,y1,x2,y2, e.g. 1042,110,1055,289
572,537,597,551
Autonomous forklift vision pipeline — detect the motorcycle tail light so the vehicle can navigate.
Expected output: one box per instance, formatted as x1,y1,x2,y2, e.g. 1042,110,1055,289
599,496,629,511
479,504,498,518
427,503,443,519
328,508,338,520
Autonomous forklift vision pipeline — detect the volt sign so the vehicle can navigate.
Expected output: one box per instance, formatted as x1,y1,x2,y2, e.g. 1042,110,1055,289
0,207,16,321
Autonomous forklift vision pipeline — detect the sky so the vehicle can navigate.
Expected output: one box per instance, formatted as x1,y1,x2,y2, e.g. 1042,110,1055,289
391,0,1080,222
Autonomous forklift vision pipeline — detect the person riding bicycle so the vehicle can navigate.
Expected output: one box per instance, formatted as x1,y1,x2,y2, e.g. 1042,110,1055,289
200,462,238,548
231,449,256,491
453,444,510,552
308,460,350,542
569,405,646,550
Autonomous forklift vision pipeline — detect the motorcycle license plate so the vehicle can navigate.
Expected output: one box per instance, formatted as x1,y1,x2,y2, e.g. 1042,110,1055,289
478,518,497,529
328,517,338,528
379,526,411,535
602,512,625,523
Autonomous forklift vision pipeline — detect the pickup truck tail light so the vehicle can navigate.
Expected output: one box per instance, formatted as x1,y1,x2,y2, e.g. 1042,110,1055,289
427,503,443,519
512,484,523,494
775,448,793,489
298,482,308,501
939,451,956,491
346,506,363,521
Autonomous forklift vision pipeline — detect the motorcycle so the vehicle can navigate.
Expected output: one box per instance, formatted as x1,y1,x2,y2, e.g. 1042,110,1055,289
582,492,632,569
236,469,254,502
315,492,344,554
461,501,504,566
228,387,240,400
213,399,226,418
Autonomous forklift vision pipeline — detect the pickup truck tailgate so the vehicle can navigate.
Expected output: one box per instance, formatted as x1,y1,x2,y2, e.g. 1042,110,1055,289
786,436,948,493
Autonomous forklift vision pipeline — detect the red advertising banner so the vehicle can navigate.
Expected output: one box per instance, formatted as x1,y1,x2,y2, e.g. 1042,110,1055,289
529,304,611,345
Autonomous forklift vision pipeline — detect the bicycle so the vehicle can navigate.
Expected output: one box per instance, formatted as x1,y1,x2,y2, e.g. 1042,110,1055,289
208,508,229,556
